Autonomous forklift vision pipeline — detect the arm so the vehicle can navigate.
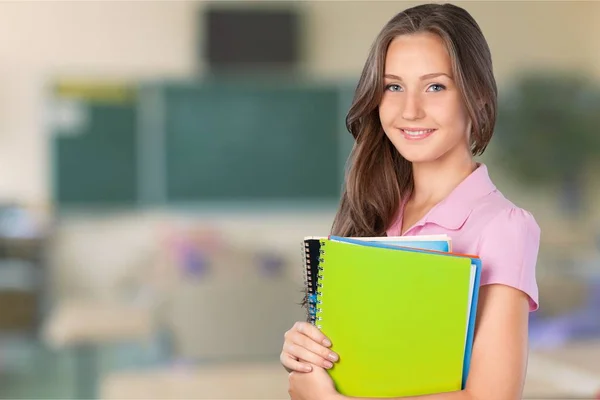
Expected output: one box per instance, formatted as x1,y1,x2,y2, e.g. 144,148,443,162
341,283,530,400
290,284,531,400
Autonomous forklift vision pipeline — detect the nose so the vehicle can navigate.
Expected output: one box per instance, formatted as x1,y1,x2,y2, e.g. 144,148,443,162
401,92,424,121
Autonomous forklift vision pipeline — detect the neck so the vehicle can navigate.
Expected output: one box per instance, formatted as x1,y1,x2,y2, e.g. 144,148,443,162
410,151,476,206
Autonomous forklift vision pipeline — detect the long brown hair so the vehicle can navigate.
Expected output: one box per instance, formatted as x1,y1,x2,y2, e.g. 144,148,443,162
331,3,498,237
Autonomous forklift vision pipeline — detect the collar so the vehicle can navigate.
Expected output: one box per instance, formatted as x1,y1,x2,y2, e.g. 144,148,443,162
392,163,497,234
424,163,497,229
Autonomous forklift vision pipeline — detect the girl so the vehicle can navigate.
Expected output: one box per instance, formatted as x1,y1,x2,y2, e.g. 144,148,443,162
281,3,541,400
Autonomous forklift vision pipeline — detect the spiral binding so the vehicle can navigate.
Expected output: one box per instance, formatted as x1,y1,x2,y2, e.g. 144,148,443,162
315,240,326,329
302,240,316,324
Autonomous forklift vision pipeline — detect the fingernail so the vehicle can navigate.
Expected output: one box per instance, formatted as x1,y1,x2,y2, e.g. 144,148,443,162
304,364,312,372
324,361,333,368
328,352,338,362
323,339,332,346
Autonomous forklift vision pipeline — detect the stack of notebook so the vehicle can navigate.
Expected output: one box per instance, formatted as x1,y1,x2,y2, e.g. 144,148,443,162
301,235,481,398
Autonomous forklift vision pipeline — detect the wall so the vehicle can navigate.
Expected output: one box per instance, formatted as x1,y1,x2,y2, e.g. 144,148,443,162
0,1,197,206
302,1,600,85
0,1,596,207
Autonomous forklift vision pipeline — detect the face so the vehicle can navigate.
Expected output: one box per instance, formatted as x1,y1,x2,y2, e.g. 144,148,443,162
378,32,472,164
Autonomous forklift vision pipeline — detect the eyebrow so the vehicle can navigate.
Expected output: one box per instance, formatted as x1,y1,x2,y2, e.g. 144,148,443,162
384,72,453,81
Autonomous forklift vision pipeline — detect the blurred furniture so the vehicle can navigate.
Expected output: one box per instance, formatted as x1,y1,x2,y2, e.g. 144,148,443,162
158,225,306,362
167,277,305,361
0,258,40,333
43,301,154,399
101,362,289,399
526,340,600,399
536,273,589,317
0,205,48,336
101,344,600,400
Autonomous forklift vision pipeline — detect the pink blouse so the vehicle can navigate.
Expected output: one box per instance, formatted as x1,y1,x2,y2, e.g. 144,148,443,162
386,163,541,311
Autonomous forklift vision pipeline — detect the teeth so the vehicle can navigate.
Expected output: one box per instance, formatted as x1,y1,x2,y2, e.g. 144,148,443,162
402,129,433,136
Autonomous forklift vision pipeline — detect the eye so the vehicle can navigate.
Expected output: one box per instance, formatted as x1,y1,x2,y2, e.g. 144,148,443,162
427,84,446,92
385,84,403,92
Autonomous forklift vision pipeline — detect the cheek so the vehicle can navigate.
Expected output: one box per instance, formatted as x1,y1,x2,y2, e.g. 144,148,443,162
429,98,470,135
427,98,454,124
378,98,397,132
379,95,401,129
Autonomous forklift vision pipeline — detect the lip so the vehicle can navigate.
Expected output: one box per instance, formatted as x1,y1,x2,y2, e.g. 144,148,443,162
399,128,437,141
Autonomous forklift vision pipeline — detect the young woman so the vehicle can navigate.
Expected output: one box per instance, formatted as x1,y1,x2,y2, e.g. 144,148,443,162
281,3,541,400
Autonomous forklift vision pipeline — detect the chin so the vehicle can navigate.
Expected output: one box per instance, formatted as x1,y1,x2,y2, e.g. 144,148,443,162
396,149,441,164
387,133,446,164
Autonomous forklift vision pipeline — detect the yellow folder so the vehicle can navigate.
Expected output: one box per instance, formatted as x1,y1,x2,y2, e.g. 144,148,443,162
316,238,475,397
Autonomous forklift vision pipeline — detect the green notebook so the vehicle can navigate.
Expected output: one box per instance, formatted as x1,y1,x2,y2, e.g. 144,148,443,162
315,238,475,397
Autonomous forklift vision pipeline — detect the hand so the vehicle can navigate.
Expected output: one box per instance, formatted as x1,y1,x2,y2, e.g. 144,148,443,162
288,365,342,400
280,321,339,372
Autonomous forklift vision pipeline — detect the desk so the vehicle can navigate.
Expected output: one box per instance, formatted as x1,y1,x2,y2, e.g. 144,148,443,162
101,362,289,399
43,301,154,399
101,341,600,400
525,339,600,399
0,235,46,334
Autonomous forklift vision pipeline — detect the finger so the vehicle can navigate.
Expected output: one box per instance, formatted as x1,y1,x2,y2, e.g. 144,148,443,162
284,341,336,369
287,328,339,367
280,352,312,372
295,333,339,365
294,321,332,347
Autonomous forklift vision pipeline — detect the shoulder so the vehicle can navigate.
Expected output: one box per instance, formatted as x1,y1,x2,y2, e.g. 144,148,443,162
479,198,540,243
469,188,540,234
475,192,540,245
472,193,541,311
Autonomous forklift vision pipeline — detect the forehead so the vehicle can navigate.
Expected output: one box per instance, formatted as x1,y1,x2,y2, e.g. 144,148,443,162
384,32,452,75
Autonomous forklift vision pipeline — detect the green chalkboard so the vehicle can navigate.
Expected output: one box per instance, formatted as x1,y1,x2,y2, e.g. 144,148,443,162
52,99,137,206
51,79,358,208
158,81,342,202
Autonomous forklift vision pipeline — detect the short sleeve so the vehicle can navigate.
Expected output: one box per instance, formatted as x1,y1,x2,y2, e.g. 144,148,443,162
476,207,541,311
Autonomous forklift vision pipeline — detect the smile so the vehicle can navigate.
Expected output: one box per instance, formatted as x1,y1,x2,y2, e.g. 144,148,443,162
400,128,436,140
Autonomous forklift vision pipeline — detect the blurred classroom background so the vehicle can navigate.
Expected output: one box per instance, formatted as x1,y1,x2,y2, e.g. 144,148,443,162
0,1,598,399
